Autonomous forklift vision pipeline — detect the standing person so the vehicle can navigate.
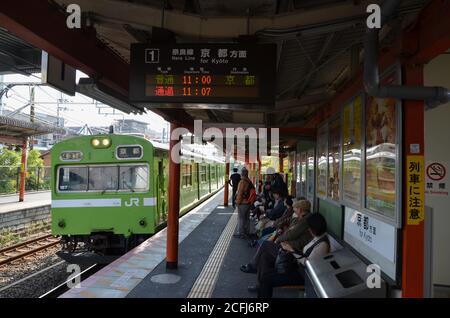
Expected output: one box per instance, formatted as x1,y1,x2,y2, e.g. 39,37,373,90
234,168,254,238
229,167,241,208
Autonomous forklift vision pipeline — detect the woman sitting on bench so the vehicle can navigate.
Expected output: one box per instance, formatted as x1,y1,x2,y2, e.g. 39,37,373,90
256,213,330,298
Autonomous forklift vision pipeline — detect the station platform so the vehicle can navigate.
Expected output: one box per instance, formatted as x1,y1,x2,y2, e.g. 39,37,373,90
0,191,50,214
0,191,51,232
60,190,299,298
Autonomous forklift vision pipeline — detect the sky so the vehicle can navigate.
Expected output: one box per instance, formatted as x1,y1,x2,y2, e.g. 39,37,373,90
0,71,169,133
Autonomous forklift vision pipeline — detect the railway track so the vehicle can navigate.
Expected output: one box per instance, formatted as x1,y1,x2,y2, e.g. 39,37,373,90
0,234,60,266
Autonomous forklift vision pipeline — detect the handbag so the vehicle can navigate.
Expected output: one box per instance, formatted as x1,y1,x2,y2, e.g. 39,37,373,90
275,235,330,274
274,248,299,274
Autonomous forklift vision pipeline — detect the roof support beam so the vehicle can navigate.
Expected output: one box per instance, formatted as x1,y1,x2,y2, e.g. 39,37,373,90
0,0,129,95
295,32,335,98
54,0,376,39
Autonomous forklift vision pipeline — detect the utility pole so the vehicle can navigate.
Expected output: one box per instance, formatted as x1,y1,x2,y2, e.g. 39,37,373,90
0,75,4,116
30,85,35,123
29,85,35,150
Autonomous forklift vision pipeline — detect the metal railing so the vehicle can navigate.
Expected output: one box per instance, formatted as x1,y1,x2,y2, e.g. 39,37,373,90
0,166,51,194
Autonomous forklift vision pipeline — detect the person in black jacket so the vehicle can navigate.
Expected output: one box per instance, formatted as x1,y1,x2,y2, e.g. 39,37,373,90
229,168,241,208
265,189,285,221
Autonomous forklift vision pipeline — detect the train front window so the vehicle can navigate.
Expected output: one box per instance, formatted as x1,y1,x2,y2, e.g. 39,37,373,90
119,165,148,191
89,166,118,191
58,164,149,192
58,167,88,191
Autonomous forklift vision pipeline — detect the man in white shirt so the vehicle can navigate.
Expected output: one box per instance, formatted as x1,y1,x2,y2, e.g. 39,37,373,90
256,213,330,298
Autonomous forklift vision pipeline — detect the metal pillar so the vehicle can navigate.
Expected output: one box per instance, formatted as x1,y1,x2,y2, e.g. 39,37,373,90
401,63,425,297
166,122,180,269
224,162,230,207
18,138,28,202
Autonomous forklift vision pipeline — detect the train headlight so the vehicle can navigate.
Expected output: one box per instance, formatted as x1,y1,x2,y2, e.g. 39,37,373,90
91,139,100,147
102,138,111,147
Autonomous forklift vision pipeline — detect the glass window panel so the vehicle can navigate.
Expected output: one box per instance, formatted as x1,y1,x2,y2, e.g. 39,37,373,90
89,166,118,191
328,117,341,201
119,165,148,191
300,152,307,197
58,167,88,191
343,96,362,205
307,149,315,200
316,125,328,197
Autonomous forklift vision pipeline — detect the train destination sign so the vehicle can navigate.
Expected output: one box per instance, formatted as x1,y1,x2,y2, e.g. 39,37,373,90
129,43,276,107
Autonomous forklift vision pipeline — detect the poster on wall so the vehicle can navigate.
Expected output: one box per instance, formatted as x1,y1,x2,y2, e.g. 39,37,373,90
425,161,449,197
342,95,362,206
328,117,341,201
365,67,400,220
316,125,328,197
261,156,279,174
307,148,315,203
300,152,307,198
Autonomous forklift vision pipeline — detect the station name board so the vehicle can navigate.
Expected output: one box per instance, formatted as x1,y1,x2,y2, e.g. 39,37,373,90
129,43,276,107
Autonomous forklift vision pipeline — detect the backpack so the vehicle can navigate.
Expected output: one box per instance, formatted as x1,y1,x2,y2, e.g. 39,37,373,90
243,180,257,204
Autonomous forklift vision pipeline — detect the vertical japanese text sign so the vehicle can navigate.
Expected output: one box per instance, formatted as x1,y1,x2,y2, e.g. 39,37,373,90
406,156,425,225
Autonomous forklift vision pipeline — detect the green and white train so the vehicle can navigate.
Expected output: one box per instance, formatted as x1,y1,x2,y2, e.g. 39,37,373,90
51,133,224,259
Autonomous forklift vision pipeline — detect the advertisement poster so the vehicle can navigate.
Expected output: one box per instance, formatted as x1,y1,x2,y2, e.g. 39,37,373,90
342,96,362,206
300,152,307,198
316,125,328,197
307,149,315,201
365,69,399,219
261,156,279,174
328,117,341,201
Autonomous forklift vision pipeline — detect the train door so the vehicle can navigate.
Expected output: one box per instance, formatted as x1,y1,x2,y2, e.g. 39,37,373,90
157,159,167,222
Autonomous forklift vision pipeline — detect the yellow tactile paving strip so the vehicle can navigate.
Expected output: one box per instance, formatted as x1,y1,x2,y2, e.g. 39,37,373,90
187,212,237,298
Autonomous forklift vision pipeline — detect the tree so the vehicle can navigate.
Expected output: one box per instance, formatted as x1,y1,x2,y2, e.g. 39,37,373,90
0,148,21,193
26,149,45,190
0,148,45,193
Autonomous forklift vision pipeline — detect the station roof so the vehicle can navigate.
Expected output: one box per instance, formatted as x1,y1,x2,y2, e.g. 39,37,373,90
0,115,64,145
0,0,429,149
51,0,425,127
0,27,41,75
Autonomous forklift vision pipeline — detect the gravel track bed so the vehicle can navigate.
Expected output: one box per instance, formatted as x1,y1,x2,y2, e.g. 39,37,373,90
0,245,91,298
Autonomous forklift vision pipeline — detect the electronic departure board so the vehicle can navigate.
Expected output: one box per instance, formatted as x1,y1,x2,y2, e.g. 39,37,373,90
129,43,276,106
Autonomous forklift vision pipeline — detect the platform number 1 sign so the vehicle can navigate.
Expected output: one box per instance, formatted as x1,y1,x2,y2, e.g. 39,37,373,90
145,49,159,63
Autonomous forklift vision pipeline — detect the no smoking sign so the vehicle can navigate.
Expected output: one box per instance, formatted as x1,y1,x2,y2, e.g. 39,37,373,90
426,162,446,181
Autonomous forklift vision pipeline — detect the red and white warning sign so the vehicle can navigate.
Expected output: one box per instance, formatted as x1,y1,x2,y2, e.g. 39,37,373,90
426,161,448,196
426,162,446,181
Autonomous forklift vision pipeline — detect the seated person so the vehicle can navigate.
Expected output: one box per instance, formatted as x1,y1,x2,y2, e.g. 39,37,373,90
253,196,294,247
256,213,330,298
262,189,286,220
240,199,312,274
272,196,300,232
